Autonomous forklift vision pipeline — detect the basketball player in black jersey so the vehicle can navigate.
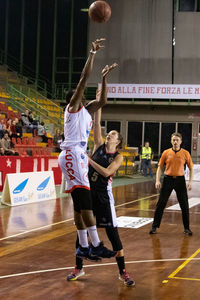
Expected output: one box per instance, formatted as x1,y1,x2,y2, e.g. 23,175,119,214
67,106,135,287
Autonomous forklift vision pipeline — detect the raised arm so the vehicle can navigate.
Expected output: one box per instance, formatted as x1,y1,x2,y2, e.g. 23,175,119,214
92,107,104,153
68,38,105,112
86,63,118,114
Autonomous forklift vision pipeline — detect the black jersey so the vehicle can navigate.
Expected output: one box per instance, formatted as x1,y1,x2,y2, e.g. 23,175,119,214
88,144,119,191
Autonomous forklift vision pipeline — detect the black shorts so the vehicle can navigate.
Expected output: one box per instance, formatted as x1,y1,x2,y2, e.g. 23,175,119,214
91,188,117,228
71,188,93,213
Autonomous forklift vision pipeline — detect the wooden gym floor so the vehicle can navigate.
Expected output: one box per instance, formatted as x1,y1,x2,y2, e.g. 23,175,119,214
0,178,200,300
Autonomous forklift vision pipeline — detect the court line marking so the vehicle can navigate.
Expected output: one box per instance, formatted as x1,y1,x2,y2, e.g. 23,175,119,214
167,197,200,211
0,193,159,241
115,193,159,208
171,276,200,282
0,218,74,241
1,257,200,280
168,248,200,279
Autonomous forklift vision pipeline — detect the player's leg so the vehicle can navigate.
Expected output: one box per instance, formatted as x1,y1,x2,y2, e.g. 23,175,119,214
143,159,147,176
106,226,135,287
150,176,174,233
72,188,117,259
67,236,85,281
175,177,192,235
70,188,98,260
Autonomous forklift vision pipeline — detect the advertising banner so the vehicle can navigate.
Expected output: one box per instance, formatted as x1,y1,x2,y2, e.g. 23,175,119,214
98,83,200,99
0,156,62,191
1,171,56,206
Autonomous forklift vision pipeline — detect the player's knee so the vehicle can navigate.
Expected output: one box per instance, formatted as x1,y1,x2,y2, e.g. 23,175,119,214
81,209,96,227
74,211,86,229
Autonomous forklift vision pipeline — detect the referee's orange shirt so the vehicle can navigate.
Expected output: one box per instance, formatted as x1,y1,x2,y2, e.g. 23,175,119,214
158,148,193,176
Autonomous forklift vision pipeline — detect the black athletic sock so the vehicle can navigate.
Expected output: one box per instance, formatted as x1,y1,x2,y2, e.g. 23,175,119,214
116,256,125,274
76,256,83,270
76,234,83,270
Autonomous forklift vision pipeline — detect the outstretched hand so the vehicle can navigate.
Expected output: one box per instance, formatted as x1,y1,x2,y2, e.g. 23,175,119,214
102,63,118,77
92,38,106,52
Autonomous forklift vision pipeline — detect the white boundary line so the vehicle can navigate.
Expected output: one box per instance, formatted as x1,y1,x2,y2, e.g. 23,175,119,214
0,219,74,241
115,193,159,208
0,194,159,241
1,257,200,280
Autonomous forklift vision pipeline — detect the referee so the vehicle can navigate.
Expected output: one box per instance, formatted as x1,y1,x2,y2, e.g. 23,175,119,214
149,132,194,235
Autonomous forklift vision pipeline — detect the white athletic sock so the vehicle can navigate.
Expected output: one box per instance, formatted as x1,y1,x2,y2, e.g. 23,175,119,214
87,225,100,247
77,229,89,248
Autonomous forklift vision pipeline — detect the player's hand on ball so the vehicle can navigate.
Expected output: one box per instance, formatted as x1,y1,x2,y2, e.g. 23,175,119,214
102,63,118,77
92,38,106,52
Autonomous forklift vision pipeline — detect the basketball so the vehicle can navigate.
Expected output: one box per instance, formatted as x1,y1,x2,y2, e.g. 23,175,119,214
88,1,111,23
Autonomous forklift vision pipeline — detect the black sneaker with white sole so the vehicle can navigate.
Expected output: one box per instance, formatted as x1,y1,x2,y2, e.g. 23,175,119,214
89,241,117,259
76,245,101,261
149,227,157,234
184,229,193,236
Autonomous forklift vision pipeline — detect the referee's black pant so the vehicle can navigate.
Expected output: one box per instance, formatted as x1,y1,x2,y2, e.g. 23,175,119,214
152,175,190,230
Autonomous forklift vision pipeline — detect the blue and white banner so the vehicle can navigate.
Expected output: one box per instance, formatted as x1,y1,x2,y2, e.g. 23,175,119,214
1,171,56,206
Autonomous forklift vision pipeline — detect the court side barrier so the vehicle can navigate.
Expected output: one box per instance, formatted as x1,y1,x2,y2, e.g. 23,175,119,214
1,171,56,206
0,156,62,192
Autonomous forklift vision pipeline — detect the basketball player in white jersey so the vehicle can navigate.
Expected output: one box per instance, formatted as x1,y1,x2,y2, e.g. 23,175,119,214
58,38,118,262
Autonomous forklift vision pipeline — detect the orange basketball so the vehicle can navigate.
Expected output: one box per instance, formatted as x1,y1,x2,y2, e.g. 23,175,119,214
88,1,111,23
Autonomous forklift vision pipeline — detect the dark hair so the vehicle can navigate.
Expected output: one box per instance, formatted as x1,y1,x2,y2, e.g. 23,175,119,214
171,132,182,140
117,132,123,149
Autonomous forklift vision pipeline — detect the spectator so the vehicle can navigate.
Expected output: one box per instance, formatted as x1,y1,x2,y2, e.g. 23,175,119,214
0,132,19,155
53,128,63,152
28,112,38,135
15,118,23,138
6,118,12,132
37,121,48,143
0,124,9,139
28,112,38,126
0,146,5,156
21,109,32,132
10,120,17,139
140,141,153,177
0,119,3,131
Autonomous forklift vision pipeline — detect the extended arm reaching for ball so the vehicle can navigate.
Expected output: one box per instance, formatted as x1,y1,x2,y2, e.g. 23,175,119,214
69,38,105,112
86,63,118,114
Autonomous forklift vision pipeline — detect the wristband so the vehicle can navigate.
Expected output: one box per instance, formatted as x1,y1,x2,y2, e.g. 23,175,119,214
90,50,96,54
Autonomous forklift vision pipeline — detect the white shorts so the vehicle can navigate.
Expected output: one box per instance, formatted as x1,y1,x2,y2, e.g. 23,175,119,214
58,147,90,193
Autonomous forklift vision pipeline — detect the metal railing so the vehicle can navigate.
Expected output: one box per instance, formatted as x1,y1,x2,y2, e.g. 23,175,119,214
0,48,52,97
6,85,63,129
7,82,63,119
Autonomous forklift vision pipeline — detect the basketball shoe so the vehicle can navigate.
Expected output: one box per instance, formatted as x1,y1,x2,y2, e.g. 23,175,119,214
89,241,117,259
67,267,85,281
76,245,101,261
119,269,135,287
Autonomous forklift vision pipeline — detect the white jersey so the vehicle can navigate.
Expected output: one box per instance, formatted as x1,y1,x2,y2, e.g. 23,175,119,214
60,104,92,151
58,147,90,193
